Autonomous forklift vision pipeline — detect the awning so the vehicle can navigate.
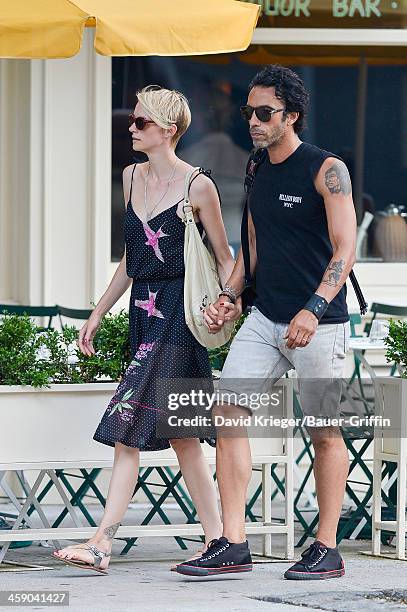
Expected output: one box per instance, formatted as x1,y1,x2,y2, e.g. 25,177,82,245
0,0,260,59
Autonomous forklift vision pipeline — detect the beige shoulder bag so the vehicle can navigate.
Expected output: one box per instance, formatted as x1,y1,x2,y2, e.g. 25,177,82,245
183,167,234,349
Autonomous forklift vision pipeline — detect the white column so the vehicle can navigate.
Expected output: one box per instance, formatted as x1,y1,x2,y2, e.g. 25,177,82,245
41,30,111,309
88,39,112,305
0,60,31,303
0,30,112,311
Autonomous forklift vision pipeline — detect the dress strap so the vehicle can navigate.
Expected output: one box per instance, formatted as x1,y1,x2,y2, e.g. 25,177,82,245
128,163,137,204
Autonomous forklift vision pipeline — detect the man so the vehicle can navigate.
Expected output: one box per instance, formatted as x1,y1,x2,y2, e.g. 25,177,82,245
175,65,356,580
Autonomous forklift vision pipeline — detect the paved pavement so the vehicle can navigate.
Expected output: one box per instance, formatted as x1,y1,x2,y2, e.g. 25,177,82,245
1,504,406,612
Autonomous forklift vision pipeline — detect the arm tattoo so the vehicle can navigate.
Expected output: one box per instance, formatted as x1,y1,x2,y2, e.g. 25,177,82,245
103,522,120,540
322,259,345,287
324,163,351,195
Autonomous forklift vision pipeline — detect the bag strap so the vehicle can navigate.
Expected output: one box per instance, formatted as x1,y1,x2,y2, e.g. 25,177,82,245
244,148,268,196
241,198,252,290
182,166,223,226
241,148,368,316
182,167,201,225
241,149,267,290
349,270,368,315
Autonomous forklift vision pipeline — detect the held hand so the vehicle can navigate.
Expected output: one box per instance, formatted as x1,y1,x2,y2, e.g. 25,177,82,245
203,297,242,334
77,313,102,356
284,309,318,349
224,296,242,322
203,298,227,334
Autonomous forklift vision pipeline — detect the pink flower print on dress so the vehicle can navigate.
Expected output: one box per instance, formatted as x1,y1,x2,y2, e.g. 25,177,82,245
134,291,164,319
134,341,155,361
143,222,168,262
127,342,156,368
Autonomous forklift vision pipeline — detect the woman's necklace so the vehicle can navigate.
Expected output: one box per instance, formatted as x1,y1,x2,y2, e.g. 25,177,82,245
143,159,178,223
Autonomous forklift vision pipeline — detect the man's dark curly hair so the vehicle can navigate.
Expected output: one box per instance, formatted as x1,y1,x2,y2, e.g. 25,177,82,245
249,65,309,134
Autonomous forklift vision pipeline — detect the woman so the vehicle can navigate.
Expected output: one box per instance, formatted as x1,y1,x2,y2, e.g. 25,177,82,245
53,86,235,573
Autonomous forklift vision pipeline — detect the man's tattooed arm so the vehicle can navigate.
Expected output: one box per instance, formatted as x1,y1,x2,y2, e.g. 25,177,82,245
322,258,345,288
307,157,356,312
103,522,120,540
324,162,352,195
311,256,351,309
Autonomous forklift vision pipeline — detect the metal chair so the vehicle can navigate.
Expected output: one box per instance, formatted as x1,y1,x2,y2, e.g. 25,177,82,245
347,304,407,416
346,312,369,405
365,302,407,333
0,304,58,330
56,305,93,329
349,312,362,337
347,305,407,411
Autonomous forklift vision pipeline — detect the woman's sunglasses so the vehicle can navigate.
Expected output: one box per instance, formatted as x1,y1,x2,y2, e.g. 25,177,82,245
128,114,156,130
240,105,285,123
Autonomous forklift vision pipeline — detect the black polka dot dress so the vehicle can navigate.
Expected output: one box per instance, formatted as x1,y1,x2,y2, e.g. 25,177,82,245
93,164,214,451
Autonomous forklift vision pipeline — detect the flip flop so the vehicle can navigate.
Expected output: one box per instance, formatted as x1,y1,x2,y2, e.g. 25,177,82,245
52,544,111,575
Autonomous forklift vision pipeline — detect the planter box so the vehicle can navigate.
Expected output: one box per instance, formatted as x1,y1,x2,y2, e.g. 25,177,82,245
0,383,117,468
0,382,212,471
0,380,291,468
0,380,295,563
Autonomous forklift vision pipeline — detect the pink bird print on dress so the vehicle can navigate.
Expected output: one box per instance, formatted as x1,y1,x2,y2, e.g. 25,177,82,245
134,289,165,319
143,222,168,262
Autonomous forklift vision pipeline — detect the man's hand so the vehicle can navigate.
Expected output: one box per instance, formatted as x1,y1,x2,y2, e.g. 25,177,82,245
203,296,242,334
284,309,319,349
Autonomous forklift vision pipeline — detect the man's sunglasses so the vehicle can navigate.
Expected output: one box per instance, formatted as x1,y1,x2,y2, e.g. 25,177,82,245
128,114,156,130
240,105,285,122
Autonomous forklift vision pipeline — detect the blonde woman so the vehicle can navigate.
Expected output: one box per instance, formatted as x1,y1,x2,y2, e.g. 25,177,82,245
53,86,235,573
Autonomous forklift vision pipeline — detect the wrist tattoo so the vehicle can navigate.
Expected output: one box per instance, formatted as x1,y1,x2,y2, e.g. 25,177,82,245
103,522,120,540
322,258,345,287
324,162,351,195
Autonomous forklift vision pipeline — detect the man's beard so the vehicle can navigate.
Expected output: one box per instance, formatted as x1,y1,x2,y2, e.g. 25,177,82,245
255,127,285,150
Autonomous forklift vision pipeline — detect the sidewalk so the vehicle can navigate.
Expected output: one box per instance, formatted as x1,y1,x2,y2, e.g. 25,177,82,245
1,504,406,612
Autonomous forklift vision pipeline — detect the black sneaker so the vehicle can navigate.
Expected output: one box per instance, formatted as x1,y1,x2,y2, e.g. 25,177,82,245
175,537,253,576
284,540,345,580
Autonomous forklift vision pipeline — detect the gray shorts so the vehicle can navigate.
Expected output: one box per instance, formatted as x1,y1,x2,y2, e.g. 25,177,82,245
217,305,351,420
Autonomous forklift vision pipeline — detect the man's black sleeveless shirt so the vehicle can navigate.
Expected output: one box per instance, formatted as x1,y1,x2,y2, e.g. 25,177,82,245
249,141,349,324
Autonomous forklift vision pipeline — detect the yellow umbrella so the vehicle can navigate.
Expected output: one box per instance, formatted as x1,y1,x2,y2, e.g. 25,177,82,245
0,0,260,59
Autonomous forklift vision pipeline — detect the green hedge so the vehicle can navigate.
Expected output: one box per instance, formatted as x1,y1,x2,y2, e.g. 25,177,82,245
0,311,131,387
0,310,246,387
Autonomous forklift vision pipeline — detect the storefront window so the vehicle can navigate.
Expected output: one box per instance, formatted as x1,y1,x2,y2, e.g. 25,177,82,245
111,48,407,263
244,0,406,28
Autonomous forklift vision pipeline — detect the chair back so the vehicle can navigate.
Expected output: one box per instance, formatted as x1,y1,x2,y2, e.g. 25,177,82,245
349,313,362,337
365,302,407,334
57,305,93,329
0,304,58,330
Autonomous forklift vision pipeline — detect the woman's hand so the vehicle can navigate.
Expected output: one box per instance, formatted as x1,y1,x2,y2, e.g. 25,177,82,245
77,313,102,356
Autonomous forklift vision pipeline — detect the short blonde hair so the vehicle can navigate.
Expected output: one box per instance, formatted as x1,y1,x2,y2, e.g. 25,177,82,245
136,85,191,147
